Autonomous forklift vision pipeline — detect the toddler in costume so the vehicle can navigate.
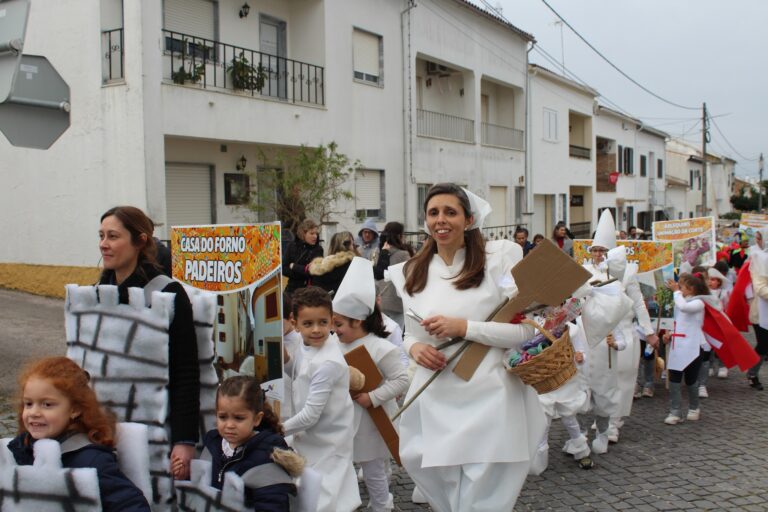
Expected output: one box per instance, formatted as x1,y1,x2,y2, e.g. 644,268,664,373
283,286,361,511
333,258,410,511
7,356,149,511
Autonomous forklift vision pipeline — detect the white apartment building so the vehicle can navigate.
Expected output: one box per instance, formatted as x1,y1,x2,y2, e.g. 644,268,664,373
0,0,534,268
527,64,597,239
593,106,668,233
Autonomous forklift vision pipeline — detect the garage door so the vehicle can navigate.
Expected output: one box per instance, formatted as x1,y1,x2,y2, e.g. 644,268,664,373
165,164,214,228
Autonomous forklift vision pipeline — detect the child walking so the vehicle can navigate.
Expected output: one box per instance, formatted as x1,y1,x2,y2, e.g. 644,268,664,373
197,375,303,511
7,356,150,511
663,273,719,424
283,286,361,512
707,266,732,380
333,258,410,512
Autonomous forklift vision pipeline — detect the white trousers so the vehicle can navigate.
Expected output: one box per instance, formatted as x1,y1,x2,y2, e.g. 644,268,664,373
360,458,392,511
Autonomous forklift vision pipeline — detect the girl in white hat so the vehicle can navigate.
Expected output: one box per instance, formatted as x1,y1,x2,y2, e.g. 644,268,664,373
333,257,409,512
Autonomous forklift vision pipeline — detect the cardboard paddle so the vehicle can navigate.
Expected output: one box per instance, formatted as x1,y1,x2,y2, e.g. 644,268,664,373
344,345,402,465
452,239,593,381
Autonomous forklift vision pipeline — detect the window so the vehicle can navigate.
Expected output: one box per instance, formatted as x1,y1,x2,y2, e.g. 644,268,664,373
657,159,663,178
623,147,634,175
355,170,385,220
417,183,433,227
690,170,694,189
353,28,382,85
543,108,558,141
640,155,647,177
618,145,623,171
164,0,217,60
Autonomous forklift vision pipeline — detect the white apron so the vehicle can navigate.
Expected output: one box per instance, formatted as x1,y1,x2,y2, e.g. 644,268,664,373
667,292,706,372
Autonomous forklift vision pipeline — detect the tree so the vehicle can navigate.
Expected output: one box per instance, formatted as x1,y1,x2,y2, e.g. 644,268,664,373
730,183,765,212
244,142,359,235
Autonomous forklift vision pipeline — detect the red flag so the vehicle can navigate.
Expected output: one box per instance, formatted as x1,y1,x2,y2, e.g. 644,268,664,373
703,303,760,371
726,260,752,332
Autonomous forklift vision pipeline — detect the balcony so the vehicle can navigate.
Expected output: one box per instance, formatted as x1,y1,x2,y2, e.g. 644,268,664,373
481,122,523,150
569,145,591,159
162,30,324,106
417,109,474,143
101,28,124,83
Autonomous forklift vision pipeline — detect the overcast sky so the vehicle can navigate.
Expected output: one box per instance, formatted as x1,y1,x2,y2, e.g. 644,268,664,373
477,0,766,177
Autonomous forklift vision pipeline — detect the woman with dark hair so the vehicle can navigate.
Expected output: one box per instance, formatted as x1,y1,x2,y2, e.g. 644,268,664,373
282,219,324,293
551,221,573,257
98,206,200,480
374,221,414,327
388,184,545,511
308,231,358,295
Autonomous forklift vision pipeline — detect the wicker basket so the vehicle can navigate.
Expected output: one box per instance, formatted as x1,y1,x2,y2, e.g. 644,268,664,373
506,319,577,394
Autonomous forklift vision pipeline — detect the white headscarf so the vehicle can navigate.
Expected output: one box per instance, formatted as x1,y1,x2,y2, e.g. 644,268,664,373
422,186,491,235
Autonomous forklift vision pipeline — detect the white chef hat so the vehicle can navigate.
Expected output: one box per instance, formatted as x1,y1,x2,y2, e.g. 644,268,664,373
332,257,375,320
590,209,617,251
422,186,492,235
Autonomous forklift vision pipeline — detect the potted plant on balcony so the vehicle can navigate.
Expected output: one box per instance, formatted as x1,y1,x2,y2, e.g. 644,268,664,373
171,62,205,85
228,51,267,92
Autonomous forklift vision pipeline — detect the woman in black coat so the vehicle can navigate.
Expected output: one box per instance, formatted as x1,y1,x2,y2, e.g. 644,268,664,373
282,219,324,293
308,231,358,296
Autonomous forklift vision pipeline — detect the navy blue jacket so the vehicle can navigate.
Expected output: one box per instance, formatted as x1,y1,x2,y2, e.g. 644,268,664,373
203,428,296,511
8,432,150,512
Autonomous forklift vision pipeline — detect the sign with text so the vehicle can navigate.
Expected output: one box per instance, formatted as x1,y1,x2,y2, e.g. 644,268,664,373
739,213,768,244
652,216,716,269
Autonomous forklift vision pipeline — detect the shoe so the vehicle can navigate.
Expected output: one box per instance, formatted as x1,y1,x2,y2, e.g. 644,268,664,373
698,386,708,398
357,467,364,481
412,487,428,504
606,425,619,444
748,375,764,391
634,389,643,399
708,368,714,377
642,387,654,398
578,456,595,469
686,408,700,421
591,433,609,454
664,414,682,425
717,367,728,378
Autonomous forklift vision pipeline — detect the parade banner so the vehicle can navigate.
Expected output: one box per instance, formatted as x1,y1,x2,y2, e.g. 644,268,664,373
574,240,676,329
652,216,716,268
172,223,284,386
738,212,768,243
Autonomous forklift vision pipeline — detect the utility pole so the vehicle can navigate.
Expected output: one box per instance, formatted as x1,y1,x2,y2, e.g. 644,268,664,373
760,153,765,213
701,102,709,217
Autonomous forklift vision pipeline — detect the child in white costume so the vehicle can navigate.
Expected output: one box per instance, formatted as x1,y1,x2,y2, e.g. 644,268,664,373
533,320,593,472
389,184,546,512
706,267,732,382
333,258,410,512
283,286,361,512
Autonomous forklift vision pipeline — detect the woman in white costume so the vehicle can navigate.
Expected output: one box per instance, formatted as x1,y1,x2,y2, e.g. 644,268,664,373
389,183,546,512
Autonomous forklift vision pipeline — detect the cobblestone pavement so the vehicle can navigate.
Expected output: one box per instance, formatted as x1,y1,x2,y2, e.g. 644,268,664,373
2,289,767,511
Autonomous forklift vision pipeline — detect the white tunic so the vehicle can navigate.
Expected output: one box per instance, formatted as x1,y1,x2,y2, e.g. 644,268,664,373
338,333,409,462
389,240,546,468
284,334,360,512
668,292,707,372
538,321,590,419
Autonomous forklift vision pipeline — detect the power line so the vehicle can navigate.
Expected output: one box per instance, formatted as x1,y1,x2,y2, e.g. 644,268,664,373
709,115,759,162
538,0,700,111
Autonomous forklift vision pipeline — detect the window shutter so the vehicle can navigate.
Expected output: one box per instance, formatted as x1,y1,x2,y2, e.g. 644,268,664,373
165,165,213,227
165,0,215,40
353,29,380,77
355,170,381,209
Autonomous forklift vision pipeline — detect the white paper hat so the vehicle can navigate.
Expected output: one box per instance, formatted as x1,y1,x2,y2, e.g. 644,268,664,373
707,267,732,291
423,186,492,235
591,209,617,250
332,257,375,320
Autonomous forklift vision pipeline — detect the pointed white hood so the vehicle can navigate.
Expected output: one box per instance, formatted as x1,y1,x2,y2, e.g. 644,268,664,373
590,209,617,251
332,257,375,320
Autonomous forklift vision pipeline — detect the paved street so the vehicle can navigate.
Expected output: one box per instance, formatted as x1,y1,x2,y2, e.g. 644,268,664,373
1,288,767,510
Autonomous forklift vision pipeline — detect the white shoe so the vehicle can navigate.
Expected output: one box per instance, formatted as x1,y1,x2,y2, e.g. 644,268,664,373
698,386,708,398
717,367,728,378
412,487,428,504
642,387,654,398
591,433,609,454
708,368,714,377
664,414,682,425
357,467,364,481
686,408,700,421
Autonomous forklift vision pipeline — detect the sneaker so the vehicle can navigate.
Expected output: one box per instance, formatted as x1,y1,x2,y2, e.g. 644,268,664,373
717,367,728,378
634,389,643,399
664,414,682,425
642,387,654,398
748,375,764,391
686,408,701,421
591,433,609,454
357,467,364,481
708,368,714,377
698,386,708,398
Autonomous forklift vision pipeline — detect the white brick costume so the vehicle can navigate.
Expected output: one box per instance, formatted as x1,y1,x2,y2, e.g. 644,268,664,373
64,281,217,510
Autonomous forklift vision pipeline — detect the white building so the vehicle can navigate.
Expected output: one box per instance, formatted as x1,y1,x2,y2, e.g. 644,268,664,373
593,106,668,233
527,64,597,238
0,0,534,268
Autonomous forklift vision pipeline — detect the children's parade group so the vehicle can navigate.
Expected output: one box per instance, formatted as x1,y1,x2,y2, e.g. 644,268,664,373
1,187,763,512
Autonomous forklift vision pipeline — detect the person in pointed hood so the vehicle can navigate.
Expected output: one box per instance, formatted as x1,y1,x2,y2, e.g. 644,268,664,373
333,258,408,512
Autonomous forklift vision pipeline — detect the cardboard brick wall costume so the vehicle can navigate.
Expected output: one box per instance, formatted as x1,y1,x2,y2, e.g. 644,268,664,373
64,283,217,509
0,438,102,511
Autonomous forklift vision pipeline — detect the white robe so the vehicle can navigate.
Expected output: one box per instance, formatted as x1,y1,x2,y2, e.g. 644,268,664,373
668,292,708,372
538,321,590,419
389,240,546,512
284,335,361,512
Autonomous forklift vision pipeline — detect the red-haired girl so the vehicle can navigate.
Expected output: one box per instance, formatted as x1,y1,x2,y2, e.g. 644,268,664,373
7,356,150,511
